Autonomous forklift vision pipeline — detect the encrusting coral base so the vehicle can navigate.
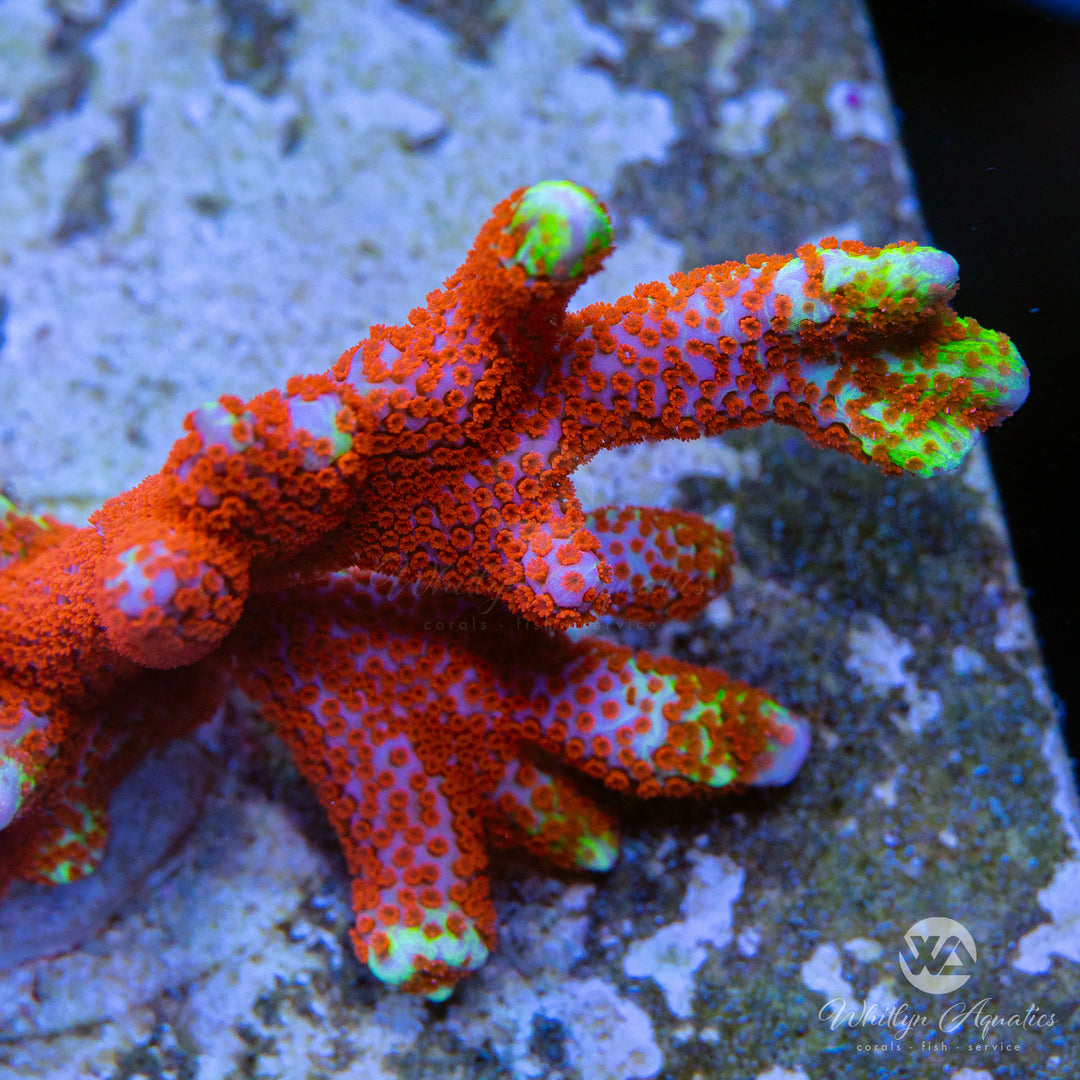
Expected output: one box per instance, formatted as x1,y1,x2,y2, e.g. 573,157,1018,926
0,181,1028,998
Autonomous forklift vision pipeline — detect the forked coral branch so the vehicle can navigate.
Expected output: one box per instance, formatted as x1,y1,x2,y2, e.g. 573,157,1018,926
0,181,1028,998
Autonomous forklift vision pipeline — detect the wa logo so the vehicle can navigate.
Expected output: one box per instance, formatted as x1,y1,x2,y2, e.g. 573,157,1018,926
898,917,977,994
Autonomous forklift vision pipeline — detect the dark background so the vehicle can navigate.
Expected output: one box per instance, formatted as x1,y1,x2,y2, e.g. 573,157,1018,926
866,0,1078,759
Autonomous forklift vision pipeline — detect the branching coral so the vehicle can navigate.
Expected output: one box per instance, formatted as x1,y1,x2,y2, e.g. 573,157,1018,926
0,181,1027,998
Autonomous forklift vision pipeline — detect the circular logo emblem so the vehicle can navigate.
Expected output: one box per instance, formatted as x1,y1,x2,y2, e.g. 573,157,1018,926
898,917,976,994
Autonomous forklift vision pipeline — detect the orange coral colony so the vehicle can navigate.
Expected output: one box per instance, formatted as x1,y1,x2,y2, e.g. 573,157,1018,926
0,181,1027,999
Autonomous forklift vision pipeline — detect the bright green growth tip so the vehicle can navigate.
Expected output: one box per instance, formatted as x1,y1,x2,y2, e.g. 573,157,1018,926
821,245,959,315
505,180,613,281
841,316,1029,477
575,832,619,872
936,322,1030,413
367,917,490,1000
506,779,619,869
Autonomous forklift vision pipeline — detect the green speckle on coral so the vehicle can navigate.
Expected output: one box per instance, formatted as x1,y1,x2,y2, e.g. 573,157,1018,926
574,833,619,872
820,243,959,315
288,392,353,470
41,803,107,885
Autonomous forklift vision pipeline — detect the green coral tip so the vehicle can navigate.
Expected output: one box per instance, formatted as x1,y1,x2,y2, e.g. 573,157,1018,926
574,831,619,872
365,917,490,998
505,180,613,281
821,245,959,315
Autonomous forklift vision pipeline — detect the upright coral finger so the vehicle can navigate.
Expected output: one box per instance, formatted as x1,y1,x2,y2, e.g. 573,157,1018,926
585,506,734,623
488,751,620,872
338,733,494,1002
230,579,500,1000
302,182,617,623
515,637,811,798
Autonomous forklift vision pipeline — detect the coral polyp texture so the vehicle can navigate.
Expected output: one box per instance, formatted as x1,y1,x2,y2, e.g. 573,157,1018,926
0,181,1028,999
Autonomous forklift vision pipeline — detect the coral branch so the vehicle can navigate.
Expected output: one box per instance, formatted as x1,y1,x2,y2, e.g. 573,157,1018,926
229,570,809,997
553,240,1027,476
